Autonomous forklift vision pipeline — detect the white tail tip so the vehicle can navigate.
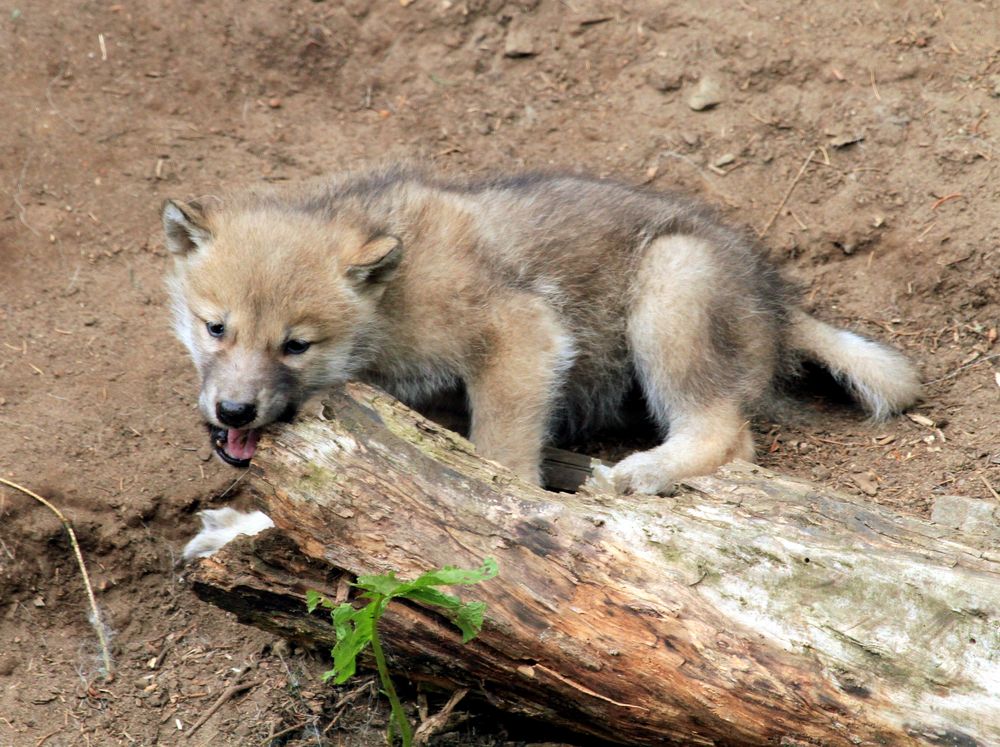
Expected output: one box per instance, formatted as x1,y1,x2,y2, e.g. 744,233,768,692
182,508,274,561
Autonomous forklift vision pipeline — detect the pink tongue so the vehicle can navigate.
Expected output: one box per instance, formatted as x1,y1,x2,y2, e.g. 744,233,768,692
225,428,260,461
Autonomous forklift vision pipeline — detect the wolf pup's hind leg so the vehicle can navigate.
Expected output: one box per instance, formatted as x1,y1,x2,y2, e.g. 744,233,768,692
608,234,774,494
610,399,753,494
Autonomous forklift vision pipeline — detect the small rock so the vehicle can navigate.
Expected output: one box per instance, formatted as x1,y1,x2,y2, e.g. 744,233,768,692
931,495,997,535
829,132,865,149
714,153,736,167
504,26,537,58
811,465,832,481
852,473,879,497
647,68,683,92
687,76,723,111
0,655,16,676
148,689,169,708
989,74,1000,98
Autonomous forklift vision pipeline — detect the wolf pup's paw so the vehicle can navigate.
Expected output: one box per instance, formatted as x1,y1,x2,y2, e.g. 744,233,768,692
605,453,677,496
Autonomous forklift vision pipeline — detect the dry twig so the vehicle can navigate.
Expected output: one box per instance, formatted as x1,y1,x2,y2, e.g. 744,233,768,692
321,679,376,735
413,688,470,746
260,720,309,745
758,149,816,238
931,193,963,210
0,477,113,679
926,353,1000,384
186,662,261,738
980,474,1000,505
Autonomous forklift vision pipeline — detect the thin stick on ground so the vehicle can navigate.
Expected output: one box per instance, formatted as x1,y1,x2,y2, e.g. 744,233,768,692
980,474,1000,505
186,662,260,738
758,148,816,239
413,688,470,746
0,477,113,679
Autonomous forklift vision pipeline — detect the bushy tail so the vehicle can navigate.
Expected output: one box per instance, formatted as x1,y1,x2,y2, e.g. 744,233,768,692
788,310,921,420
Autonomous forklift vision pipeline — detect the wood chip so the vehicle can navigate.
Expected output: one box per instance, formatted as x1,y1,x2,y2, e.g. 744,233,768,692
829,133,865,148
906,413,936,428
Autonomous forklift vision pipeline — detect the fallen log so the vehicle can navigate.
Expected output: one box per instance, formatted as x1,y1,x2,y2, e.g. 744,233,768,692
188,382,1000,746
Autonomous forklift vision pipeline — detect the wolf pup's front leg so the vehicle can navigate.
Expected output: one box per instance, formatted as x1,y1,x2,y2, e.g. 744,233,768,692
465,294,576,485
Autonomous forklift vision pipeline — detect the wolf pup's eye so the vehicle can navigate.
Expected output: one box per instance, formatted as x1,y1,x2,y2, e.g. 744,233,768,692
283,339,311,355
206,321,225,338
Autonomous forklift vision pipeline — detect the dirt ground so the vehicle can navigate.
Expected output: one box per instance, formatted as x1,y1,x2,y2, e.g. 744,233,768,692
1,1,998,745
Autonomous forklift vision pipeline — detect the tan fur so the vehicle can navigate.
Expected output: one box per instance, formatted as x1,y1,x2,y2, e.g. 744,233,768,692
163,167,921,493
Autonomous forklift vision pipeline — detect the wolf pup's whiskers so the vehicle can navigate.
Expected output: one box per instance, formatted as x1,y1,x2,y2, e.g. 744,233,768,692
163,166,920,495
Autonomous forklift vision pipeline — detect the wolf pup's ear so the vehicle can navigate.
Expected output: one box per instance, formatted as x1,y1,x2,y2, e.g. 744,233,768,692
162,199,212,255
345,235,402,287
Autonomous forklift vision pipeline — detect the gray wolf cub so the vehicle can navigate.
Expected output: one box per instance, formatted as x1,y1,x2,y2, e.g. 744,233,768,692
163,167,920,494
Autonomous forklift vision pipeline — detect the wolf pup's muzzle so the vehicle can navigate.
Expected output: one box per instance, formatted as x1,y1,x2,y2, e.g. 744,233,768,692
208,424,260,468
206,402,298,468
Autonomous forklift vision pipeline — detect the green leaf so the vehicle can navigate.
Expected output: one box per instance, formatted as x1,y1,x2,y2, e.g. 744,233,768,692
310,559,498,694
354,570,406,597
305,589,323,613
394,562,496,643
305,589,338,613
400,586,463,612
402,558,499,593
329,601,377,684
454,601,487,642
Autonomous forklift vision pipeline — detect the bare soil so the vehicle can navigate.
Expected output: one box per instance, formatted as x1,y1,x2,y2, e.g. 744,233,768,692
1,1,997,745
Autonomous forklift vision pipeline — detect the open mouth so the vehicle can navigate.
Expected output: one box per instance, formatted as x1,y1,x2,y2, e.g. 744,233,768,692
208,425,261,468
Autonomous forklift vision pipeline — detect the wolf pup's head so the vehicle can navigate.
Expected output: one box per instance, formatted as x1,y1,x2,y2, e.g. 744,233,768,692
162,197,401,467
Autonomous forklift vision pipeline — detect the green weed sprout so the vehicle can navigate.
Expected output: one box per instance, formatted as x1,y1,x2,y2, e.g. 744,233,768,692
306,557,498,746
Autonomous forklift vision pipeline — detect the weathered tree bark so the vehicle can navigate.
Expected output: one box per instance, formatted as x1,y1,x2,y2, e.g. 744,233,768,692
189,382,1000,747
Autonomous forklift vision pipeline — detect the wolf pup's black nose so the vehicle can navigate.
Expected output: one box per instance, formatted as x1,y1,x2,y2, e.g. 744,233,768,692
216,400,257,428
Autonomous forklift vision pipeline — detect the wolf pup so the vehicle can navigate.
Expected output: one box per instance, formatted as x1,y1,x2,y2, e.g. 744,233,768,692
163,167,920,495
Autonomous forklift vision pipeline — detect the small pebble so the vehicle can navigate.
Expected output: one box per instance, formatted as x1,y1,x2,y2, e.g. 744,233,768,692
504,26,537,58
647,68,683,92
811,465,832,481
0,655,17,676
829,132,864,149
714,153,735,167
688,76,723,111
852,473,879,497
